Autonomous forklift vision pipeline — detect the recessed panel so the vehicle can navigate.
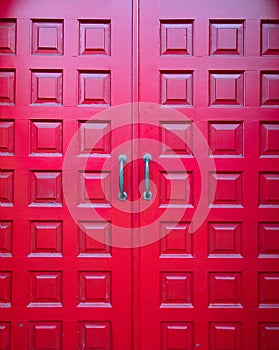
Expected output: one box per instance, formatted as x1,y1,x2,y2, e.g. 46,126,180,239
209,122,243,157
0,170,14,206
259,222,279,257
161,71,193,106
260,123,279,157
161,322,193,350
0,322,11,349
261,21,279,56
209,323,242,349
29,321,61,349
79,321,111,350
31,70,63,105
32,20,63,55
30,171,62,206
78,271,111,306
0,70,15,105
79,171,110,207
0,120,14,155
259,273,279,307
160,272,192,307
29,271,62,306
30,120,63,155
208,222,241,257
210,21,244,55
210,72,244,106
259,323,279,349
261,73,279,106
78,71,110,106
160,20,193,55
0,220,12,256
160,122,192,157
0,271,12,307
160,222,192,257
79,20,110,55
0,20,16,54
209,272,242,307
259,173,279,206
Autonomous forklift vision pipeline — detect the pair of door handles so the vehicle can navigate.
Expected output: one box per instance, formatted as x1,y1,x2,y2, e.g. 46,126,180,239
118,154,152,201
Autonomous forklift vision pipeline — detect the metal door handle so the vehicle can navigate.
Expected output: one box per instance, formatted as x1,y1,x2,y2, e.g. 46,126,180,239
143,154,152,200
118,155,128,201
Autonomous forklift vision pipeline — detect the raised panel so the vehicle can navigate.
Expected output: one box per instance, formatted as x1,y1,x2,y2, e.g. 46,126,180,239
259,223,279,257
0,170,14,206
259,173,279,206
160,122,192,157
260,123,279,157
160,20,193,55
32,20,63,55
161,322,193,350
79,20,111,55
78,71,110,106
79,321,111,350
0,70,15,105
261,73,279,106
161,71,193,106
79,171,110,207
0,20,16,54
29,221,62,256
209,72,244,106
29,271,62,307
259,323,279,349
0,272,12,307
0,221,12,257
160,272,192,307
259,273,279,307
29,321,61,349
0,322,11,349
78,221,111,257
209,272,242,307
29,171,62,206
261,21,279,56
160,222,192,257
209,172,242,207
0,120,14,155
31,70,63,105
208,222,241,257
209,323,242,350
30,120,63,155
78,271,111,307
209,122,243,157
210,20,244,55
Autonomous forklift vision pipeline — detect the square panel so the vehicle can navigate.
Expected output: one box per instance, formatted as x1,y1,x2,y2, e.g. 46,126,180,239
29,171,62,206
79,171,110,207
208,222,241,257
78,271,111,306
209,72,244,106
261,21,279,56
29,321,62,349
209,122,243,157
160,222,192,257
209,172,243,207
161,322,193,350
78,71,110,106
0,70,15,105
259,173,279,206
32,20,63,55
160,171,193,207
79,20,110,55
0,120,14,155
29,271,62,306
0,170,14,206
209,323,242,350
0,20,16,54
79,321,111,350
160,121,193,157
29,221,62,256
261,72,279,106
78,221,111,257
0,271,12,307
160,20,193,55
161,71,193,106
30,120,63,155
209,272,242,307
0,220,12,256
0,322,11,349
78,121,111,156
31,70,63,105
259,273,279,307
259,222,279,257
260,123,279,157
210,20,244,55
259,323,279,349
160,272,192,307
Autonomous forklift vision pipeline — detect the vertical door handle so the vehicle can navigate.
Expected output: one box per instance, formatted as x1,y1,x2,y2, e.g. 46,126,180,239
118,155,128,201
143,154,152,200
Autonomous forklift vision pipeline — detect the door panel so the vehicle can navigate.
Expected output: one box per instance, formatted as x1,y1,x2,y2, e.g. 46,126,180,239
138,0,279,349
